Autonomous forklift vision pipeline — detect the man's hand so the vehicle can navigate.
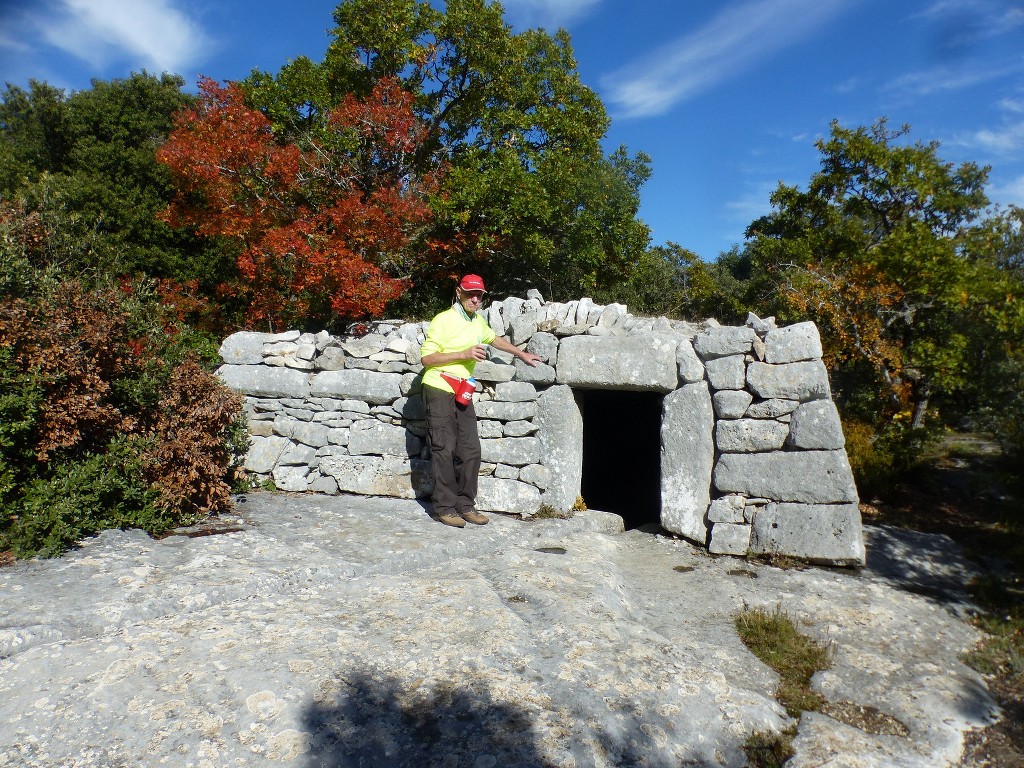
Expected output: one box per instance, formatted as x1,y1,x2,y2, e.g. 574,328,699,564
465,344,488,361
518,351,542,367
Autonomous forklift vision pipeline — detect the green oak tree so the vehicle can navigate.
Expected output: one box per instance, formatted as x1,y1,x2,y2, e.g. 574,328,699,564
240,0,651,306
746,119,1023,439
0,73,237,298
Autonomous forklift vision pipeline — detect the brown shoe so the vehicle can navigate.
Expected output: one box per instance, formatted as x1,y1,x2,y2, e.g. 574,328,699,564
460,509,489,525
437,512,466,528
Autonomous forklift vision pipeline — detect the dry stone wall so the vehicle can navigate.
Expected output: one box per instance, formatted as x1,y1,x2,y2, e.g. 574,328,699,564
219,290,864,565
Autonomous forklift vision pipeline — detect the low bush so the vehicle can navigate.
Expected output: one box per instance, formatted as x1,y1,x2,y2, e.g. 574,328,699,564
843,416,935,498
0,275,243,558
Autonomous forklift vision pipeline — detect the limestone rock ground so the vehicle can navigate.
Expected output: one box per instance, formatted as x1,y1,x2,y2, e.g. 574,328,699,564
0,494,998,767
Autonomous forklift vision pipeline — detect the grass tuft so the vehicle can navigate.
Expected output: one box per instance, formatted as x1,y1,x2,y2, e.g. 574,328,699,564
534,504,573,520
735,605,834,718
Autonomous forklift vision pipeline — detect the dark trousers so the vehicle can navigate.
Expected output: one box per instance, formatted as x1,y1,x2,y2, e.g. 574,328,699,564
423,384,481,516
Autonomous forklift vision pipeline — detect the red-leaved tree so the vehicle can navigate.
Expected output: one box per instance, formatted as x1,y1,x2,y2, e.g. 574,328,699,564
156,76,440,329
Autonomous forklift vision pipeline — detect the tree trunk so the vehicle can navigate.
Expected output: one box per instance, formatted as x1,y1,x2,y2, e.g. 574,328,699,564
910,389,930,430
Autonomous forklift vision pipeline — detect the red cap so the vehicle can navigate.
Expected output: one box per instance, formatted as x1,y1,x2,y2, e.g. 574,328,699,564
459,274,487,292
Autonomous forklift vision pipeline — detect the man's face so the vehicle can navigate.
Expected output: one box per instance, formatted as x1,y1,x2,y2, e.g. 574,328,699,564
458,288,485,314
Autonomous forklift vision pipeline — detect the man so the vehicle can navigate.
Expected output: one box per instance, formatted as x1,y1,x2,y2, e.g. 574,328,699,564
419,275,541,527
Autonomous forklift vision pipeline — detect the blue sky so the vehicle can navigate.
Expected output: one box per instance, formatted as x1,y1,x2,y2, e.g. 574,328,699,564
2,0,1023,261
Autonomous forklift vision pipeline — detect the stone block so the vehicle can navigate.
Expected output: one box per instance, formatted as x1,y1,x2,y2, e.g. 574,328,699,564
508,311,538,345
526,332,558,365
750,502,865,565
475,400,538,421
708,523,751,555
393,395,426,421
676,339,705,384
272,464,311,492
787,400,846,450
278,442,317,466
597,303,626,328
319,455,433,499
513,360,556,385
556,335,678,392
480,437,541,466
519,463,551,489
306,473,339,494
746,360,830,401
310,369,402,404
713,450,859,504
504,420,538,437
486,305,506,337
473,360,516,383
713,390,753,419
494,381,538,402
745,398,800,419
248,420,275,437
315,347,346,371
494,463,519,479
290,422,331,448
660,381,714,543
764,321,823,364
341,334,387,358
245,435,290,474
283,356,315,370
479,420,504,439
574,297,595,325
703,355,746,391
219,331,274,365
692,327,757,359
707,495,747,523
218,365,310,398
348,421,419,456
537,384,583,512
501,296,525,321
715,419,790,453
476,476,542,516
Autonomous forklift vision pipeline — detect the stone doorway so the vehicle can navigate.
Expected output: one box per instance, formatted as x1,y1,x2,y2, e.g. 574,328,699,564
578,389,663,530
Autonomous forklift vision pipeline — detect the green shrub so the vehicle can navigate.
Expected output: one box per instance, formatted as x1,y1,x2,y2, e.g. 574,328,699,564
843,417,935,498
4,436,163,558
0,274,244,558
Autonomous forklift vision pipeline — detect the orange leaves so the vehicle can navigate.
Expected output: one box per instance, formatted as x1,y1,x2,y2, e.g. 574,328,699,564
157,77,301,241
0,282,138,461
777,257,908,410
157,76,441,329
145,355,242,518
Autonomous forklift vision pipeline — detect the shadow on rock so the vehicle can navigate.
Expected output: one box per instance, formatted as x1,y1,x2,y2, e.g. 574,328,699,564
301,670,544,768
301,670,702,768
864,525,982,615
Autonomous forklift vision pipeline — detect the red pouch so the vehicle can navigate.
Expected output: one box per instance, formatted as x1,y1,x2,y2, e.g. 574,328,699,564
440,372,477,405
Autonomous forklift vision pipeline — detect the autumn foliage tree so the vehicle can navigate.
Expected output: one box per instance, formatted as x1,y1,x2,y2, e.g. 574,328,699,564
157,75,440,330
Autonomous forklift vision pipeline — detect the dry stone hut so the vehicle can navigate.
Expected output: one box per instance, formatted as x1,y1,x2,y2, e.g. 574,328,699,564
219,291,864,566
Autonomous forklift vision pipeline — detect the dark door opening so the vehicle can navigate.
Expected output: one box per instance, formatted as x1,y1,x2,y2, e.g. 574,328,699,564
579,388,663,530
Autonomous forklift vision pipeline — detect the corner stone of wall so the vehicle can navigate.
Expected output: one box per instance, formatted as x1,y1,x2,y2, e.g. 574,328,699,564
219,300,864,565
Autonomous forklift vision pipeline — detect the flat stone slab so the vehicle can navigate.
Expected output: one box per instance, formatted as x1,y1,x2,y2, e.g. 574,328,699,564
0,495,996,767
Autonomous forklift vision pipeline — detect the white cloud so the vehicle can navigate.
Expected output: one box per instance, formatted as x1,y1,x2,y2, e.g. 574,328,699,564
987,173,1024,206
39,0,212,74
953,97,1024,156
966,120,1024,154
723,179,781,226
915,0,1024,33
501,0,603,29
999,97,1024,114
884,61,1024,98
600,0,853,119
